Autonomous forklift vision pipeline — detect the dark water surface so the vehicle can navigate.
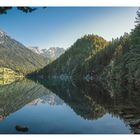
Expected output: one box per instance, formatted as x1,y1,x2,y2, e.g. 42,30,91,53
0,78,140,134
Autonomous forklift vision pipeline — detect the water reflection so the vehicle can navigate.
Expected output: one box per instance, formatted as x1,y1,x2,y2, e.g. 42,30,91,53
36,80,107,120
35,78,140,134
0,78,63,121
0,78,139,133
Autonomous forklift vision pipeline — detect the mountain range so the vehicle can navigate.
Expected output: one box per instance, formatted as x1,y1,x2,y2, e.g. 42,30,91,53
1,7,140,92
34,34,109,79
29,46,65,62
0,30,48,75
32,21,140,91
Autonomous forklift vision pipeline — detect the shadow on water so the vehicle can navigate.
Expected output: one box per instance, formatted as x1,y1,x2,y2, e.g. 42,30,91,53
0,77,140,133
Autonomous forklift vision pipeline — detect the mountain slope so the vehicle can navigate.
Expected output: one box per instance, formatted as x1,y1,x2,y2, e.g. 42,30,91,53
102,26,140,90
34,35,108,79
0,31,48,75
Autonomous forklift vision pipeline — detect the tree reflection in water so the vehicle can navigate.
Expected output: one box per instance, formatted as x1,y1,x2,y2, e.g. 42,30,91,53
0,77,140,134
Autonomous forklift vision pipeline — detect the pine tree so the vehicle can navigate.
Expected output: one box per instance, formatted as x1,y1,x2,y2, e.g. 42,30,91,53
135,7,140,26
0,7,44,15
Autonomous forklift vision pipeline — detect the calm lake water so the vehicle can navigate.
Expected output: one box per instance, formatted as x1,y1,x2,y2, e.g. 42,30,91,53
0,78,139,134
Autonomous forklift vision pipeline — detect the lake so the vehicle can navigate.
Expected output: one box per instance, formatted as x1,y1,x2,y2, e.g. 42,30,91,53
0,78,139,134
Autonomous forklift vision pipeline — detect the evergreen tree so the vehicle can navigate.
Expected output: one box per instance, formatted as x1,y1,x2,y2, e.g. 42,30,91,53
0,7,46,15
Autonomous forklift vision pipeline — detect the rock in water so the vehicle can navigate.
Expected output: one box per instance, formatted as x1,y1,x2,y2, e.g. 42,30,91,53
15,125,28,132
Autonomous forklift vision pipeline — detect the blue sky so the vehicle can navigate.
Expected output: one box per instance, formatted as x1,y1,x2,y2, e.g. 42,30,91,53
0,7,138,49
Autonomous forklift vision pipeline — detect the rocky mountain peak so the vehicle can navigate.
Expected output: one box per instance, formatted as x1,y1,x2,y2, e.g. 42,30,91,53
28,46,65,61
0,30,7,37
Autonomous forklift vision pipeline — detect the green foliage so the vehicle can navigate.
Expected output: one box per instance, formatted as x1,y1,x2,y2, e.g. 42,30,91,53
0,67,22,79
36,34,108,79
29,8,140,91
135,7,140,25
0,33,48,75
103,8,140,90
0,7,37,15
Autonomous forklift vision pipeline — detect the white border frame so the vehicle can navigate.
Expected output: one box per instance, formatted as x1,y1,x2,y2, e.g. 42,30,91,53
0,0,140,6
0,0,140,140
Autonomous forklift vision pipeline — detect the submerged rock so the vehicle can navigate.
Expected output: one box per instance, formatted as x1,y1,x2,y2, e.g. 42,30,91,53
15,125,28,132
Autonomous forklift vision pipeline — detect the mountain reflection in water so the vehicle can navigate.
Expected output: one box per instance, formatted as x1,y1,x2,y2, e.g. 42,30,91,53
0,78,139,134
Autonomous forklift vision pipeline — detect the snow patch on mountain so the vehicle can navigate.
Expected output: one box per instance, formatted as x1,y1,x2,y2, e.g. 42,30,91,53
29,46,65,61
28,46,43,54
0,31,7,44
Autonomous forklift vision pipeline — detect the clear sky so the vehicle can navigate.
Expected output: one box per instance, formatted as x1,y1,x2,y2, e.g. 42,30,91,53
0,7,138,49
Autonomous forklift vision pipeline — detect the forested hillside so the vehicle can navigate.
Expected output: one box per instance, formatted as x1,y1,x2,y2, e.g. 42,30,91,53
0,31,48,75
103,8,140,90
35,35,108,79
31,8,140,90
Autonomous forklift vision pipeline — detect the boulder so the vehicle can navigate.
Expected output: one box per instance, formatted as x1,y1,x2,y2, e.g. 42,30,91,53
15,125,28,132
